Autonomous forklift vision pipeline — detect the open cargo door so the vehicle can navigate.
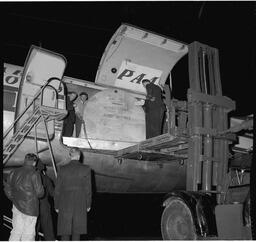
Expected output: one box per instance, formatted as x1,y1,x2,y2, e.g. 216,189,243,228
95,24,188,94
63,24,189,150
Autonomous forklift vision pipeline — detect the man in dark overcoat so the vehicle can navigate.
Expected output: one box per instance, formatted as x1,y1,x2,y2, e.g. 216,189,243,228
36,159,55,241
54,148,92,241
142,79,166,139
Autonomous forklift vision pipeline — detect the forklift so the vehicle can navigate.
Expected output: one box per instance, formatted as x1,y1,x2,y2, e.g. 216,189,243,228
159,42,253,240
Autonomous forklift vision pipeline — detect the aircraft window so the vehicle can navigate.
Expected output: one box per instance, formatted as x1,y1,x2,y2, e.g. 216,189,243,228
111,68,117,73
4,89,18,111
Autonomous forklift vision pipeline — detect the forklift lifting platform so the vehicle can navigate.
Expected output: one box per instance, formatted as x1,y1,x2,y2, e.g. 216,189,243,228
116,41,252,240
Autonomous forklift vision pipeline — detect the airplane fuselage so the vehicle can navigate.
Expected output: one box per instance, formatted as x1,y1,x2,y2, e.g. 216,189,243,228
3,63,187,193
7,132,187,193
4,24,190,193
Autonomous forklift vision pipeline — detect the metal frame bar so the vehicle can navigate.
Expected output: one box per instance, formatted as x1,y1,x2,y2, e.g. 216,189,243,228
187,41,235,196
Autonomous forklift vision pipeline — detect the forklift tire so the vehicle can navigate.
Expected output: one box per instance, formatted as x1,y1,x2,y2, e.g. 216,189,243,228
161,198,197,240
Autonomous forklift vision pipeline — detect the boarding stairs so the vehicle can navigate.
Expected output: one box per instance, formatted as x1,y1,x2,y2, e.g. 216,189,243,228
3,77,67,177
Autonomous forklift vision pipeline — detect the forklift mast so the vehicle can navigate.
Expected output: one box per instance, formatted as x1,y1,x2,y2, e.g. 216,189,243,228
186,42,236,203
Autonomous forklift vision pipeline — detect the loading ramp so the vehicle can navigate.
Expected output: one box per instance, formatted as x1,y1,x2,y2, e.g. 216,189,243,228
115,133,188,161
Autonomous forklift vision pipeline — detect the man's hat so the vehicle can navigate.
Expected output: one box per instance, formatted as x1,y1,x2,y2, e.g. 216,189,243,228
24,153,38,164
69,147,81,157
141,79,150,85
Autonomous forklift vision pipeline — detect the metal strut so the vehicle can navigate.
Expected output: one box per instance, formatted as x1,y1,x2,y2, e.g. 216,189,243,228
41,115,58,178
186,42,235,200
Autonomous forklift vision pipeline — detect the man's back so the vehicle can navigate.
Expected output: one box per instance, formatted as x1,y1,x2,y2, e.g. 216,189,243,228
55,160,92,211
59,161,90,189
54,158,92,237
4,153,44,241
74,97,85,117
147,83,164,104
5,165,44,216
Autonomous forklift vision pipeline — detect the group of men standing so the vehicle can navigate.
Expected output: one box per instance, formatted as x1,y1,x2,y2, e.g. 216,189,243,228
63,80,166,140
63,92,88,138
4,148,92,241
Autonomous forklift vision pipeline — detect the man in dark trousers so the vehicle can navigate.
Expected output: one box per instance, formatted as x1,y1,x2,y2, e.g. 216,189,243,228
142,79,166,139
54,148,92,241
4,153,44,241
63,92,77,137
74,92,88,137
36,159,55,241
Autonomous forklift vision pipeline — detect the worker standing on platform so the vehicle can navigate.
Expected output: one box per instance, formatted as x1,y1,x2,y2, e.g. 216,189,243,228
4,153,44,241
142,79,166,139
54,148,92,241
74,92,88,138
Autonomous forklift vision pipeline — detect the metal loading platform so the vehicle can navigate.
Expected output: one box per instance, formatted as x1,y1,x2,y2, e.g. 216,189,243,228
115,133,188,161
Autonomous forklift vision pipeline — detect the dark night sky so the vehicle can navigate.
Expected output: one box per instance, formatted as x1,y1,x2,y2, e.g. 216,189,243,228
2,1,255,116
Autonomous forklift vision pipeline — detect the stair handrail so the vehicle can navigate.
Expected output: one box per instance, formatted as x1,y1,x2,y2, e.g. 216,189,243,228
3,77,64,140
